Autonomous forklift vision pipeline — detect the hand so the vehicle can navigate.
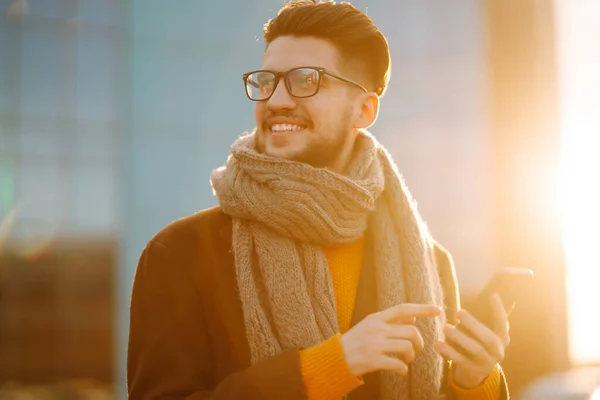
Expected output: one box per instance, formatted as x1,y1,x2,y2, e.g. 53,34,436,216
341,303,441,377
434,293,511,388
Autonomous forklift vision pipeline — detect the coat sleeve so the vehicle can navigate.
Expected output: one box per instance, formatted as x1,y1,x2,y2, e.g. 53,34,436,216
433,241,510,400
127,239,308,400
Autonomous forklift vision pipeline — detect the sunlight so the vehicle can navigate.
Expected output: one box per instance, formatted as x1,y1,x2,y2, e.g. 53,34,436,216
555,0,600,365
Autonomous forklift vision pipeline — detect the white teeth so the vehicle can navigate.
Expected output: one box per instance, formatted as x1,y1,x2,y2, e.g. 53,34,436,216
270,124,305,132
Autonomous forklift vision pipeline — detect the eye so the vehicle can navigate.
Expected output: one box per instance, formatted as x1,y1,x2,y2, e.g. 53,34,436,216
303,71,318,85
290,68,319,88
257,73,275,87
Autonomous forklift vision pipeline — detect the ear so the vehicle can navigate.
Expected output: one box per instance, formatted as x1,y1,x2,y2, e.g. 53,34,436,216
353,92,379,129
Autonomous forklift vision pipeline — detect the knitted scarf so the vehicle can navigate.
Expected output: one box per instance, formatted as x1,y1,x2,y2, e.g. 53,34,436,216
210,130,446,400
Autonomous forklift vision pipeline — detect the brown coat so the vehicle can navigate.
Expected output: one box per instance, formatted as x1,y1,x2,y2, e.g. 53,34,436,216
127,206,509,399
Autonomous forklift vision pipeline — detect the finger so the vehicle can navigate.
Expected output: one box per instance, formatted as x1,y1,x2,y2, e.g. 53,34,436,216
490,293,511,347
443,324,491,364
386,324,424,353
382,338,416,363
434,340,470,366
376,303,441,322
377,354,409,376
458,310,504,361
391,315,417,325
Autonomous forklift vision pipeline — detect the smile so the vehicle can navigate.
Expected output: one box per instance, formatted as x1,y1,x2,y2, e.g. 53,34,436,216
270,124,306,133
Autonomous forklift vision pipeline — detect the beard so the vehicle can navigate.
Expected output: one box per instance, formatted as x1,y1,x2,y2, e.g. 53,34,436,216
289,125,349,168
256,109,353,169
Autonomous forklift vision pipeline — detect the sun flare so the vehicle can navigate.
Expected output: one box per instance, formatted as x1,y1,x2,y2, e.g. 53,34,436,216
556,0,600,366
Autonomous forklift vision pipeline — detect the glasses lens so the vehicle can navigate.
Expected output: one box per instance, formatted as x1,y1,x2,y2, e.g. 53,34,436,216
287,68,320,97
245,71,276,101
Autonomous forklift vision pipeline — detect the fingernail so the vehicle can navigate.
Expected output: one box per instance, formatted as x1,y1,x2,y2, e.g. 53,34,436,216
444,324,455,334
434,341,445,353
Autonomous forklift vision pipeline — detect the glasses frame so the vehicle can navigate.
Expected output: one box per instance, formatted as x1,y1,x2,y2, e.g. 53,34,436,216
242,66,368,102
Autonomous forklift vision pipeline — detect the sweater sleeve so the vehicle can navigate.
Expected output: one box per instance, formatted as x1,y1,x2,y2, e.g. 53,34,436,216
449,363,502,400
299,333,364,399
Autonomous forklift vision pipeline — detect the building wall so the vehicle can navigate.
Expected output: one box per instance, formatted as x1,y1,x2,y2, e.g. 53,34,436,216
0,0,126,240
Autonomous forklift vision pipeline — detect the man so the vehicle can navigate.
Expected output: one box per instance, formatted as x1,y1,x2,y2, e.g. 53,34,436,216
127,1,511,399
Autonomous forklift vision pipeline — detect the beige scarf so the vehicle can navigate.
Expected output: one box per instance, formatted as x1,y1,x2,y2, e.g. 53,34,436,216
210,130,446,400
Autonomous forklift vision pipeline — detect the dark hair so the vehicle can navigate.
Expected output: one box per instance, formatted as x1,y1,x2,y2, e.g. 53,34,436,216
263,0,391,96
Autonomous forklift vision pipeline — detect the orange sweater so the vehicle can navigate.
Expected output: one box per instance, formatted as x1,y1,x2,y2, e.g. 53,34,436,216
299,238,501,400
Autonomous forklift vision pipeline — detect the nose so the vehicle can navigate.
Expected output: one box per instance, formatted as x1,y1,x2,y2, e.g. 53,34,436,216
266,78,296,110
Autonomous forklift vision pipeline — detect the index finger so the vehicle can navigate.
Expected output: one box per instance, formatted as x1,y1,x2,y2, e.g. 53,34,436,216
376,303,441,323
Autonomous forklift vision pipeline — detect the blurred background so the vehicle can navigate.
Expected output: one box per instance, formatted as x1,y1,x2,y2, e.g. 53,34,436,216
0,0,598,399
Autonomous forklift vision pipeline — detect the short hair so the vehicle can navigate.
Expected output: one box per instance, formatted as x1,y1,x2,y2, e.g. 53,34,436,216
263,0,391,97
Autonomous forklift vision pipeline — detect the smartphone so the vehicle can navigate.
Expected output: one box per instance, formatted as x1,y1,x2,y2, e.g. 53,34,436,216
449,267,534,352
466,267,534,329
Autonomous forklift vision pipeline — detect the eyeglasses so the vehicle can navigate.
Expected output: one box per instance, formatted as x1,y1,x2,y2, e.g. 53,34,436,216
242,66,368,102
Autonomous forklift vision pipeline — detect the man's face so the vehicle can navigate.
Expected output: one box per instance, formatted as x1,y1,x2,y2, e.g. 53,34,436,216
254,36,361,168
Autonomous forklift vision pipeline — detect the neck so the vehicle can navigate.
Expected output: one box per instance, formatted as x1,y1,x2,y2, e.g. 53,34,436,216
326,130,359,174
